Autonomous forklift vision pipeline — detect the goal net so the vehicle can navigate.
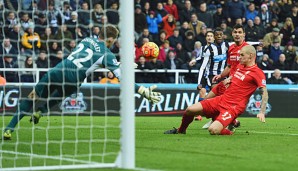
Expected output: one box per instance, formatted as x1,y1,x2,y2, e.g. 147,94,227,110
0,0,135,170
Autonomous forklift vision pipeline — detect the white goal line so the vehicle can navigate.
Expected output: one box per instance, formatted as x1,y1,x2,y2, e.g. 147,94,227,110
248,131,298,136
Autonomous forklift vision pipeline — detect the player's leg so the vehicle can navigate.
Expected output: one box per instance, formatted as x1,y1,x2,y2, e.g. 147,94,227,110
3,91,37,140
208,109,237,135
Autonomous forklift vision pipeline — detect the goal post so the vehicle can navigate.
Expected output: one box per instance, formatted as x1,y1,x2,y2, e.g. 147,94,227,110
0,0,135,170
118,0,136,169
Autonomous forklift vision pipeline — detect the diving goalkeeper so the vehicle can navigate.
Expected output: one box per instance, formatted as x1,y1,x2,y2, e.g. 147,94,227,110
3,25,161,140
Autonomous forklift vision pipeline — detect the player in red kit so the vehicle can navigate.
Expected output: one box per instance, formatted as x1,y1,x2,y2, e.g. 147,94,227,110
164,45,268,135
199,24,250,128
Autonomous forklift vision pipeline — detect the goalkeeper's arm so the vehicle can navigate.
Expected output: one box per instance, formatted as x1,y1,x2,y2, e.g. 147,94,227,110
136,84,161,103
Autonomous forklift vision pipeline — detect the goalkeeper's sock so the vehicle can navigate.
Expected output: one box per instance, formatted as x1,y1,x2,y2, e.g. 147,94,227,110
5,99,33,132
178,111,194,133
220,128,234,135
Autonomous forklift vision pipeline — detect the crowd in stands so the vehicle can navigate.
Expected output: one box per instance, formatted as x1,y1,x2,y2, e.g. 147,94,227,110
0,0,298,84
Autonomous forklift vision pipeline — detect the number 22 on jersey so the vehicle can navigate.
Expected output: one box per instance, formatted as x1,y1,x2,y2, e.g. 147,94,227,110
67,44,94,68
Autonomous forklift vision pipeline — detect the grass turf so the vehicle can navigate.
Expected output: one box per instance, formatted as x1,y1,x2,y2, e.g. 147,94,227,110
1,116,298,171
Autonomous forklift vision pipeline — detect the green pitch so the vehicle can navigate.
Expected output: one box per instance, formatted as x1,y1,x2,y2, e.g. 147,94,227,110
1,116,298,171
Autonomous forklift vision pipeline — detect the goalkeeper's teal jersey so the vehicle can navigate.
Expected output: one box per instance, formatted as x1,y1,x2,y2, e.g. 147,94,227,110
52,37,120,83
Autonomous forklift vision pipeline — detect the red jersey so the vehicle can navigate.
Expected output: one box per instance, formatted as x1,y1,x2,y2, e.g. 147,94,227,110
227,41,249,76
220,64,266,113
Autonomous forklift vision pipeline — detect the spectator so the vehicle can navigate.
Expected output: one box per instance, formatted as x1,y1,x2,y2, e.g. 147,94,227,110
278,0,292,22
164,50,182,83
146,11,162,41
164,0,179,21
220,21,233,42
135,37,149,61
174,0,186,11
65,40,76,54
266,18,279,33
279,17,295,46
73,27,87,43
253,16,267,40
0,55,19,82
135,56,153,83
40,27,56,51
8,24,22,50
263,27,282,49
35,50,48,77
179,21,191,41
291,55,298,83
168,28,183,48
245,19,259,42
213,4,225,28
20,55,36,82
195,25,207,45
66,11,79,38
148,58,165,83
143,1,151,16
188,13,205,36
256,45,265,63
136,28,153,48
183,30,196,54
197,2,213,29
155,2,168,18
179,0,196,24
49,42,61,67
268,0,280,20
0,74,6,85
175,42,190,66
46,3,62,35
257,54,274,71
20,12,34,31
162,14,176,39
158,40,174,62
21,23,41,54
258,3,272,28
226,0,246,27
4,12,18,35
274,53,290,70
283,41,297,64
99,71,119,84
89,26,100,39
106,2,119,25
268,39,282,63
61,1,72,23
0,38,18,58
34,13,48,36
267,69,290,84
246,2,258,22
155,30,167,47
289,5,298,28
92,3,104,27
135,4,148,41
56,25,73,48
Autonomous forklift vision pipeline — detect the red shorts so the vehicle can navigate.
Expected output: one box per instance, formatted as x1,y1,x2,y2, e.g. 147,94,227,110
200,96,237,128
210,81,226,96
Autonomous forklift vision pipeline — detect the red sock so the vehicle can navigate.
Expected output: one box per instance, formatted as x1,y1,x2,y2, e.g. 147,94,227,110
178,112,194,133
220,128,234,135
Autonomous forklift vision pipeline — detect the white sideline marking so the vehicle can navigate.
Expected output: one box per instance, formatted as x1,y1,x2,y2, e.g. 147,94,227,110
249,131,298,136
0,150,97,164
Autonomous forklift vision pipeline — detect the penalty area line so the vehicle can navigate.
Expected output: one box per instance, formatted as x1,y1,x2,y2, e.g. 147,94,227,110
248,131,298,136
0,150,98,164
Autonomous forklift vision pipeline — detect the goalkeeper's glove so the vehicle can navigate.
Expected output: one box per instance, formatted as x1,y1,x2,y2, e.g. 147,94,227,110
138,85,161,103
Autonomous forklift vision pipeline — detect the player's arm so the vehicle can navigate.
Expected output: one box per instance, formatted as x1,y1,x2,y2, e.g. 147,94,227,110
212,64,231,82
256,86,268,123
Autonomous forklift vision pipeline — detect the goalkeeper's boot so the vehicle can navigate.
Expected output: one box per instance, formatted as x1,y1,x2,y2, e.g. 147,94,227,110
3,130,12,140
29,111,42,124
164,127,185,134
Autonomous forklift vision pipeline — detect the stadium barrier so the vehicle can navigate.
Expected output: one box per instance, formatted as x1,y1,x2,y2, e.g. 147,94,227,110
2,68,298,84
0,83,297,118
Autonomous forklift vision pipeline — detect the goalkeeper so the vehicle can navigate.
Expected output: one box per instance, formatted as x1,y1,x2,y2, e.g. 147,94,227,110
3,25,161,140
